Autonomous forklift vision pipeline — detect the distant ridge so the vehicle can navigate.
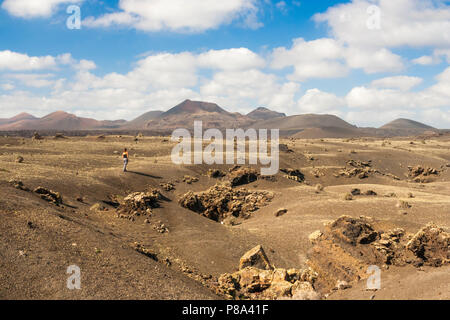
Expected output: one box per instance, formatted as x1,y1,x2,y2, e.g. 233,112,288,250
247,107,286,121
0,111,125,130
122,110,163,129
380,118,435,130
0,101,445,138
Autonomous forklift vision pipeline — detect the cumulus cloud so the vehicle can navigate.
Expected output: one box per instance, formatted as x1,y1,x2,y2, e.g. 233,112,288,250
2,0,82,18
4,73,56,88
297,89,346,113
314,0,450,49
270,37,404,80
83,0,262,32
346,67,450,110
371,76,423,91
197,48,265,71
271,38,348,81
0,51,57,71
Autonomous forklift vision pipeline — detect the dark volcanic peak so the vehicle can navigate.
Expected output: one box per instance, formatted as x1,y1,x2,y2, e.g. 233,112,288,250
247,107,286,121
162,99,227,116
381,118,435,130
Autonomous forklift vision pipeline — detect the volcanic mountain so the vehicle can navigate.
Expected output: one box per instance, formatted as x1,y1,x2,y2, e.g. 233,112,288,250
380,118,435,130
0,112,38,126
121,110,164,129
0,111,125,131
253,114,358,136
247,107,286,121
145,99,253,131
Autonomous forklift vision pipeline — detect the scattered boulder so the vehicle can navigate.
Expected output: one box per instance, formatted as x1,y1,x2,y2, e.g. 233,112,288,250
406,224,449,267
364,190,377,196
15,156,24,163
307,215,449,293
33,187,62,205
207,169,226,178
31,132,42,140
90,203,107,212
183,175,199,184
279,144,293,153
343,193,353,201
9,179,29,191
280,168,304,183
54,133,67,139
407,166,439,183
308,230,323,244
160,182,175,191
118,189,162,216
239,245,273,271
275,208,287,217
133,242,158,261
179,184,273,222
228,167,258,187
396,200,411,209
350,188,361,196
315,184,324,193
218,246,320,300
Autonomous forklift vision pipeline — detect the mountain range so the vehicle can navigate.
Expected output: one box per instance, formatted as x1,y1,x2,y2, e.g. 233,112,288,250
0,99,440,138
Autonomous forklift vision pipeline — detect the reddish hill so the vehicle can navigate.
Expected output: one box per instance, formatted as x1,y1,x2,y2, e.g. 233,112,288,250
0,112,38,126
0,111,125,131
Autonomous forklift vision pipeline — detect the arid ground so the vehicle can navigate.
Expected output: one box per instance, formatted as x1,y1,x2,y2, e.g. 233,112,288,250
0,133,449,300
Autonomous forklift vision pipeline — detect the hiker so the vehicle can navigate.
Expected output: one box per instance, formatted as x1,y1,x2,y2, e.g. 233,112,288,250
122,148,129,172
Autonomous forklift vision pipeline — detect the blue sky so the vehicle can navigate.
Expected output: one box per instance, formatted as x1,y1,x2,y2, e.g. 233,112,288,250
0,0,449,128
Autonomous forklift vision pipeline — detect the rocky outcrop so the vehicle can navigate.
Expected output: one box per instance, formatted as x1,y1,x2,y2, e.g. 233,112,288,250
179,184,273,222
307,216,449,293
33,187,62,205
407,166,439,183
218,245,320,300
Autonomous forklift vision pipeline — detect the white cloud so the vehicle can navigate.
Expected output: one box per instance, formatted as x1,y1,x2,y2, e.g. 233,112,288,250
346,67,450,110
5,73,56,88
197,48,265,71
271,38,348,81
0,50,57,71
314,0,450,50
371,76,423,91
1,83,15,91
200,69,299,114
2,0,82,18
271,37,404,79
297,89,345,113
412,55,439,66
84,0,261,32
344,47,404,73
275,1,288,14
